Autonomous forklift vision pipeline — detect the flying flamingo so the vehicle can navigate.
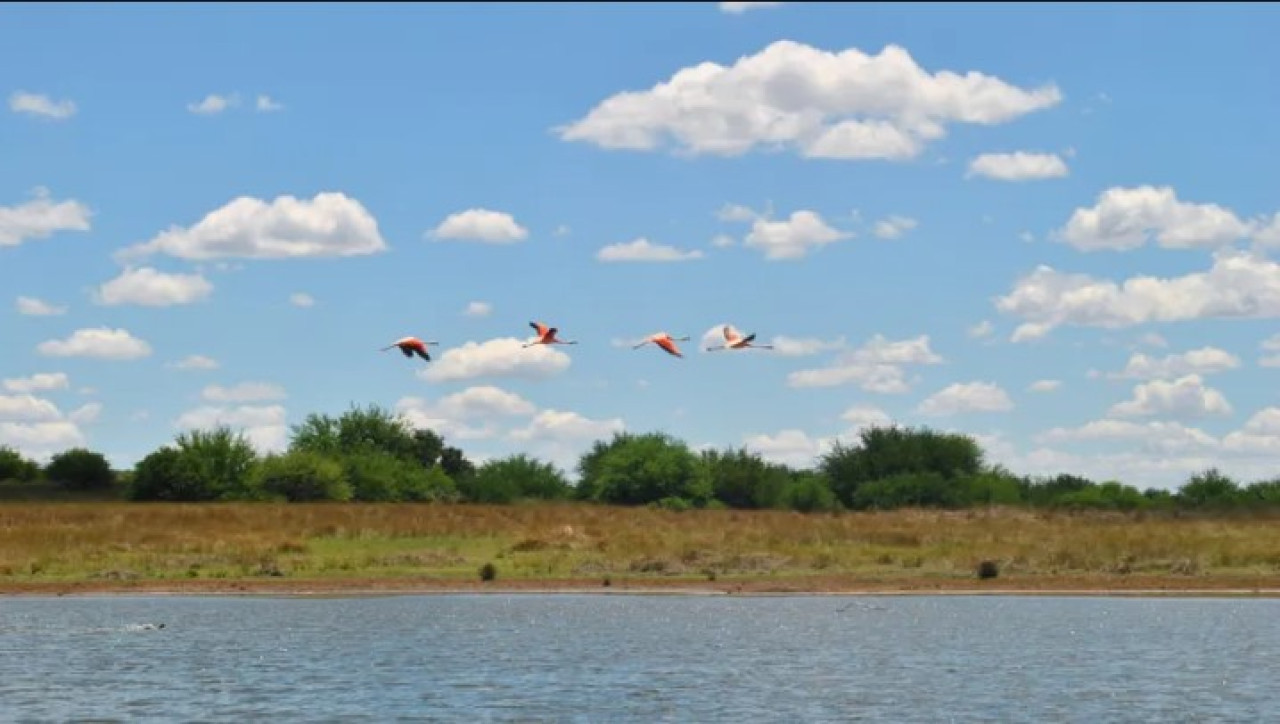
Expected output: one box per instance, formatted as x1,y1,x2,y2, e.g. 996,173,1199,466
381,336,438,362
705,324,774,352
523,321,578,348
633,332,691,358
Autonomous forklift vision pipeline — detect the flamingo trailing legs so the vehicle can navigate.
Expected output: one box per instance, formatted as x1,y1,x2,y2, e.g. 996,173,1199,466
705,324,774,352
633,332,691,358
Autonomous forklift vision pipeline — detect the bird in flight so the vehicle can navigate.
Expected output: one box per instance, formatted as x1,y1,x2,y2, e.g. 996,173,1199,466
705,324,773,352
633,332,691,358
381,336,438,362
524,321,578,347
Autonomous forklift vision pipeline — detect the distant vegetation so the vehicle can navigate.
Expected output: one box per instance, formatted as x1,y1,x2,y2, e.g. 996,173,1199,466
3,403,1280,513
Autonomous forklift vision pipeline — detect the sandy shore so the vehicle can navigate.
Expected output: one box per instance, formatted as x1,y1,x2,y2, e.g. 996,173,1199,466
5,573,1280,598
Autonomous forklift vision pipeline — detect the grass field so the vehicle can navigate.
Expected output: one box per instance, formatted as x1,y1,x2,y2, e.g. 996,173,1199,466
2,502,1279,596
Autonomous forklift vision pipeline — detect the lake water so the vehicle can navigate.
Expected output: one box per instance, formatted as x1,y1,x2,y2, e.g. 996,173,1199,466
1,593,1276,722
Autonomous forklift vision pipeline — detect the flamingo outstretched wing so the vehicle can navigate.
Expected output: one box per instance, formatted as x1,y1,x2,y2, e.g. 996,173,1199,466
656,337,683,357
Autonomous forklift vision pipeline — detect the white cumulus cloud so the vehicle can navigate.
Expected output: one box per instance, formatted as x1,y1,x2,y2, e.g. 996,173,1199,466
117,192,387,262
69,402,102,425
787,334,943,392
719,1,784,13
966,151,1069,181
996,249,1280,341
555,40,1061,161
1106,347,1240,380
742,429,830,469
16,296,67,316
464,301,493,318
187,93,238,115
289,292,315,308
3,373,69,394
917,381,1014,416
1028,379,1062,393
1055,185,1254,252
420,338,572,383
201,382,286,403
397,385,539,441
0,187,92,247
0,394,63,423
767,336,848,357
744,210,852,260
596,238,705,262
1107,375,1232,419
508,409,624,444
872,215,918,239
9,91,77,120
428,208,529,244
175,404,288,453
173,355,219,371
0,421,86,460
840,404,893,429
38,327,152,360
1037,419,1219,456
968,320,995,339
256,94,284,112
94,267,214,307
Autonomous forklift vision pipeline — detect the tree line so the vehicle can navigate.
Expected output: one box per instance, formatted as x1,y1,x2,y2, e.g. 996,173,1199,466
3,403,1280,512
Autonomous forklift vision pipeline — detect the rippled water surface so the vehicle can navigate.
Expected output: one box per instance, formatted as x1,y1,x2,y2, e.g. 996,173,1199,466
2,594,1277,722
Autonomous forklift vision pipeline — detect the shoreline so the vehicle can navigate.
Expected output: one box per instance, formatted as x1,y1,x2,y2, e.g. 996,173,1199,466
5,574,1280,599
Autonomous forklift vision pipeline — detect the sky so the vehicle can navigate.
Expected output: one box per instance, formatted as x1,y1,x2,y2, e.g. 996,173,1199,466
5,2,1280,489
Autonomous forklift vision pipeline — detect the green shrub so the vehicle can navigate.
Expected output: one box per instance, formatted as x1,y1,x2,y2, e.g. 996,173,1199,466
291,404,419,461
781,471,839,513
341,450,445,502
463,454,571,504
171,427,259,500
0,446,39,482
253,450,351,502
44,448,114,490
701,447,790,509
852,472,962,510
128,446,199,501
577,432,712,506
961,470,1025,506
1177,468,1241,509
1244,479,1280,506
820,425,984,508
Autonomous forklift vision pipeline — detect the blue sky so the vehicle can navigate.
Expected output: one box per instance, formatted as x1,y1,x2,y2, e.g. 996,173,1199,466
5,2,1280,489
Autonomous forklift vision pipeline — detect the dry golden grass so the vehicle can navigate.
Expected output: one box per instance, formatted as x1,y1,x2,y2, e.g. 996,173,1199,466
2,502,1279,594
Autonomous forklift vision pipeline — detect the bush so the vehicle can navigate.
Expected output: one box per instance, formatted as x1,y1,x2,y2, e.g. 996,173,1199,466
44,448,114,490
410,465,460,502
253,450,351,502
701,447,790,509
128,446,198,501
1178,468,1241,509
1244,480,1280,506
577,432,712,506
479,562,497,582
780,471,839,513
851,472,962,510
462,454,571,504
342,450,455,502
820,425,984,508
171,427,259,501
291,404,419,461
960,470,1025,507
0,446,39,482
